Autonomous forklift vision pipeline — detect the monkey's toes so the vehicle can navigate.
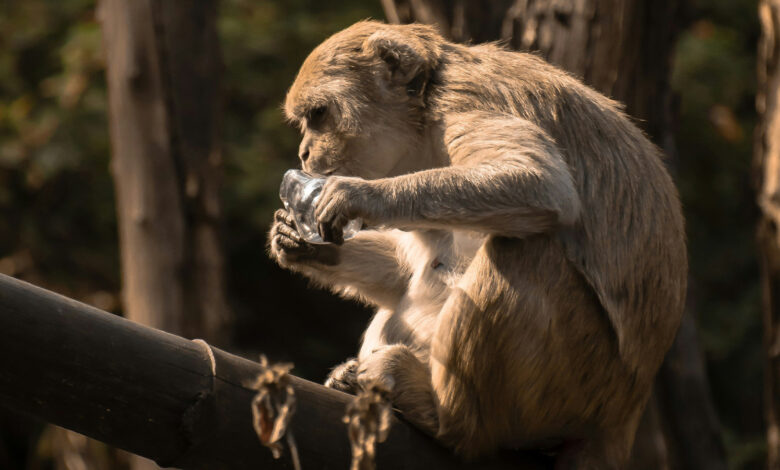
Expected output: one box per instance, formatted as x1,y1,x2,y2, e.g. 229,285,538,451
325,358,360,394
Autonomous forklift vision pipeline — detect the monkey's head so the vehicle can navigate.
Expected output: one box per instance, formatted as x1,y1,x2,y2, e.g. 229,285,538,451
284,21,444,178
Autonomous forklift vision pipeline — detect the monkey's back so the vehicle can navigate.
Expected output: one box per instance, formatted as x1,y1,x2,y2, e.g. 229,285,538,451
429,43,687,406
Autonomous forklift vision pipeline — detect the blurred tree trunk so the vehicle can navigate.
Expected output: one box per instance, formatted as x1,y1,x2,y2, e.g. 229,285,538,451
756,1,780,468
383,2,727,469
99,0,230,342
96,1,231,469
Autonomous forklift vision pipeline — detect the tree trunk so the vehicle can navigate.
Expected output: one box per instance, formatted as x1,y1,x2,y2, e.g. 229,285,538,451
382,2,728,469
96,1,231,468
99,0,230,343
756,1,780,468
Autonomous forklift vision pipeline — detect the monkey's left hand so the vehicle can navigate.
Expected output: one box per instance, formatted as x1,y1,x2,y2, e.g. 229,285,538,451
315,176,380,244
270,208,340,266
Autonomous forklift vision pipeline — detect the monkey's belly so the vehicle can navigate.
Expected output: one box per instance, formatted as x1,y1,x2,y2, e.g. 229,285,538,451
359,229,476,362
358,281,450,363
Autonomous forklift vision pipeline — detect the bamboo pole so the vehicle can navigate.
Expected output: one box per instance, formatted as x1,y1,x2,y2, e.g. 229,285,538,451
0,274,546,470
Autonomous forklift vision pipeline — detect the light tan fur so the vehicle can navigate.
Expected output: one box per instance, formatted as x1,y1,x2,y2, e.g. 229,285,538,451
268,20,687,469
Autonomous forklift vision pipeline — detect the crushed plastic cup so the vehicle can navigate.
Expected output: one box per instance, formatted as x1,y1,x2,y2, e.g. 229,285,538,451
279,169,362,244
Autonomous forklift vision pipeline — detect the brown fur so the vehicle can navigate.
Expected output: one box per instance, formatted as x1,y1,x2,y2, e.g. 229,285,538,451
269,20,687,469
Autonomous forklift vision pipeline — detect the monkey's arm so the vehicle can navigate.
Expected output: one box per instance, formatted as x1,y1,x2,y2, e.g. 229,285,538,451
317,113,581,239
319,229,409,308
270,209,408,308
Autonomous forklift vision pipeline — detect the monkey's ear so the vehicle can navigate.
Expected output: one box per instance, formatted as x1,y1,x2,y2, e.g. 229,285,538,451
363,26,441,94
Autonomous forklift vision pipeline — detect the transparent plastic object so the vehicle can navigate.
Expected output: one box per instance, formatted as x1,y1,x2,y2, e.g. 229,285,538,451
279,169,362,244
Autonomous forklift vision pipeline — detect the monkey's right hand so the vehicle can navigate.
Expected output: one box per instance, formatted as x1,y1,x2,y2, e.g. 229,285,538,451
269,208,340,267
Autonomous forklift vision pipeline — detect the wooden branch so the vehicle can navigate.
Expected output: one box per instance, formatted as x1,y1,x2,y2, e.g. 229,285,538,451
0,274,548,470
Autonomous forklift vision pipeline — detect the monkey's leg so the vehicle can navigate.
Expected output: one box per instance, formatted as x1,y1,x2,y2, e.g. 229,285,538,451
430,236,642,466
355,344,439,436
427,285,511,457
326,306,399,394
553,417,641,470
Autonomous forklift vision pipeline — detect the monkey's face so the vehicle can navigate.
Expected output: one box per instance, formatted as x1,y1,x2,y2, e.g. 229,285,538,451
284,21,443,179
292,101,424,179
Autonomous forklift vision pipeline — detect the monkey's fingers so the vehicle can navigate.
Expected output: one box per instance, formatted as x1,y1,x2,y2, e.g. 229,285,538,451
316,198,352,245
276,233,310,252
269,220,301,253
275,221,304,243
274,208,290,222
274,208,298,229
272,219,313,250
273,236,310,264
318,220,344,245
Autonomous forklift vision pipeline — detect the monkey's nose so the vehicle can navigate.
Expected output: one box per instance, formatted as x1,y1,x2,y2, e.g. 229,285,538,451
299,149,310,162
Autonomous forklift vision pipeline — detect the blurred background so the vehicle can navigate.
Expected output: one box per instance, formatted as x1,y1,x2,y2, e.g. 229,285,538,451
0,0,773,469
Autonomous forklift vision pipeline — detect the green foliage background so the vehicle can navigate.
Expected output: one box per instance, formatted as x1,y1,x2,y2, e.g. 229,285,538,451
0,0,767,468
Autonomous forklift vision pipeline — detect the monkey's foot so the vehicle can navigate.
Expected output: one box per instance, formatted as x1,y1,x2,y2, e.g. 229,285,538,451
356,345,439,436
325,358,360,394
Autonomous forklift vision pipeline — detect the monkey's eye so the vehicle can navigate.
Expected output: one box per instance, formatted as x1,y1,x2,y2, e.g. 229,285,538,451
306,105,328,128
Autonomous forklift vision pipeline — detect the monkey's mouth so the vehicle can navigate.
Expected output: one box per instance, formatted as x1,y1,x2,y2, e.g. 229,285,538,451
323,166,354,177
303,162,341,177
306,161,357,178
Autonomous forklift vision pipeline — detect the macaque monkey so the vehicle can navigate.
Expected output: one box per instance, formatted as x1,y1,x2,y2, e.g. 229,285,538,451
268,20,687,469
